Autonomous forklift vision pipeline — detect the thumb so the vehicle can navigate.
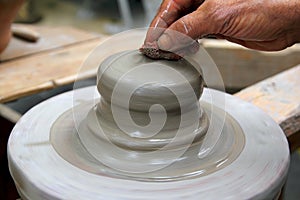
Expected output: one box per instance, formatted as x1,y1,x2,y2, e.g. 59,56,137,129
157,5,215,52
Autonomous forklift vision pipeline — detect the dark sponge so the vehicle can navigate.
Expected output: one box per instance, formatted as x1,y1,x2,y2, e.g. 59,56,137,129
139,42,182,60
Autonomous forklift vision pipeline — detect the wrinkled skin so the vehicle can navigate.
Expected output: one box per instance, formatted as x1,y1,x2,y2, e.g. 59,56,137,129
0,0,24,53
144,0,300,53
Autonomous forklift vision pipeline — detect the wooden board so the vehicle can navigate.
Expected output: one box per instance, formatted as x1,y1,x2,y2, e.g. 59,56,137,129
235,65,300,151
0,25,100,61
0,38,105,103
202,39,300,89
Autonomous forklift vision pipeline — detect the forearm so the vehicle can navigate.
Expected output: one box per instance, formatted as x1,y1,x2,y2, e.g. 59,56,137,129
268,0,300,43
289,0,300,43
0,0,24,53
0,0,24,20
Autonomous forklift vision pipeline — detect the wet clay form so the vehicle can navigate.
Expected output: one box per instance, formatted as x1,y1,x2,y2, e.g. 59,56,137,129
93,50,207,150
72,50,245,178
7,30,290,199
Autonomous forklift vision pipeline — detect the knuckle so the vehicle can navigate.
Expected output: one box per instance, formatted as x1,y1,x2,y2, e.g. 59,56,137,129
201,0,234,34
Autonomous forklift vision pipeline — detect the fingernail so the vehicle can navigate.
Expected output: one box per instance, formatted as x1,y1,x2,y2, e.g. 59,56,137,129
157,34,172,51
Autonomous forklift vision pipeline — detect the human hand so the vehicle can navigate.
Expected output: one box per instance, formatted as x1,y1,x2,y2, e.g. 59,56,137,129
144,0,300,52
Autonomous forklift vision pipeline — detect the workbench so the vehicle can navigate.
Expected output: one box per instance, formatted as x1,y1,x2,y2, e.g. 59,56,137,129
0,25,299,199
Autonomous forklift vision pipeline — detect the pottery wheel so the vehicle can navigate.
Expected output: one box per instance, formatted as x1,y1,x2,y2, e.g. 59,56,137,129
8,30,289,200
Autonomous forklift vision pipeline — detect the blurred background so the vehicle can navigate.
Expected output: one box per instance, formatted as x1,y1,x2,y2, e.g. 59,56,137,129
15,0,161,34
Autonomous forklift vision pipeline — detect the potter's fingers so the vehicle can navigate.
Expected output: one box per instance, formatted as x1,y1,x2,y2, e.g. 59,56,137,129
157,4,216,52
145,0,204,43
